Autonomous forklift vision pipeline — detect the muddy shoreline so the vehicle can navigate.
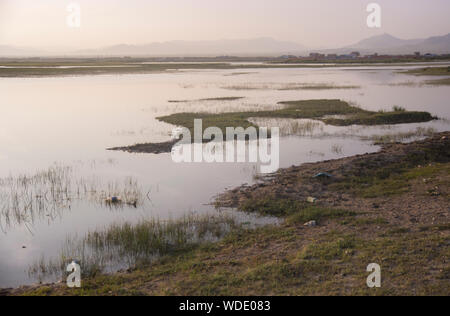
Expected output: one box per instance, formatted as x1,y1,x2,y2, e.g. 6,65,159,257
107,139,178,154
217,132,450,229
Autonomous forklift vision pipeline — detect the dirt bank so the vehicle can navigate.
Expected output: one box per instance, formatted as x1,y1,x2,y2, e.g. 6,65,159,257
217,132,450,231
107,139,178,154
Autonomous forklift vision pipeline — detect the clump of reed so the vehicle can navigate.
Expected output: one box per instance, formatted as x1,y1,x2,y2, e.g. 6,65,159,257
221,82,360,91
362,127,437,144
0,164,72,231
0,164,145,232
28,214,238,282
249,118,324,137
331,144,344,154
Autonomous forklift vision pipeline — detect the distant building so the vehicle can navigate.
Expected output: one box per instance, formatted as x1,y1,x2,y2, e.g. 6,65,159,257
414,52,421,57
350,51,361,58
309,53,325,59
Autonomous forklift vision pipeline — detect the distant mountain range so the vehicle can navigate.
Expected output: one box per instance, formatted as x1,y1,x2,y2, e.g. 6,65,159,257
75,38,307,56
1,33,449,57
341,33,450,54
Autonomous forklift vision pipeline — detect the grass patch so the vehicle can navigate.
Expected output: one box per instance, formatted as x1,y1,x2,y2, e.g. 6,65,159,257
401,66,450,76
341,217,389,226
168,97,244,103
157,99,435,141
299,235,357,260
328,135,450,198
331,162,450,198
239,196,356,224
278,83,361,90
387,227,411,235
15,216,450,296
425,78,450,86
363,127,436,144
321,111,434,126
222,83,361,91
419,223,450,232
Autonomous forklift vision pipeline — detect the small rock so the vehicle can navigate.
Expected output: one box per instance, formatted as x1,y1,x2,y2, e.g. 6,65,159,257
428,187,440,196
313,172,333,179
304,220,317,227
22,246,26,249
306,197,317,203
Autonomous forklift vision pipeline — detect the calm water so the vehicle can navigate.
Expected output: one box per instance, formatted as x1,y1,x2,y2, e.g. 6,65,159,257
0,65,449,287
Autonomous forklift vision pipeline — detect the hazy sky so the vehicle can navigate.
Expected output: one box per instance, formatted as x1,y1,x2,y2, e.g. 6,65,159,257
1,0,449,49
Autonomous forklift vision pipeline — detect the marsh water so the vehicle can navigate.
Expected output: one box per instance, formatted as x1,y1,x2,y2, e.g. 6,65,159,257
0,64,449,287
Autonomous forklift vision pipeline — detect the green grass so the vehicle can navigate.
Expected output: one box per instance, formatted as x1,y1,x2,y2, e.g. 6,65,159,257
419,223,450,232
18,225,450,296
158,111,259,140
401,66,450,76
363,127,436,144
222,83,361,91
321,111,434,126
329,134,450,197
168,97,244,103
239,196,356,224
425,78,450,86
157,99,435,141
341,217,389,227
331,162,450,198
278,84,361,90
299,235,357,260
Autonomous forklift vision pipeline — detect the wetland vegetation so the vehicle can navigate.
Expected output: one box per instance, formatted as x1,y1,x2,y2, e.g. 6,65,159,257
400,66,450,76
398,67,450,85
221,83,361,91
1,58,449,78
1,57,448,296
158,99,435,138
109,100,436,154
28,214,239,284
12,133,450,296
0,164,145,233
168,97,244,103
